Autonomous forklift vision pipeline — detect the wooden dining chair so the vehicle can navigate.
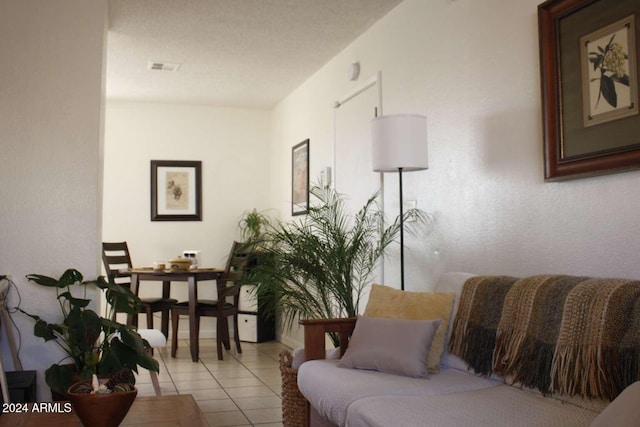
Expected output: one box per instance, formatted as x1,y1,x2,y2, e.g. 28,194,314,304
102,242,177,338
170,241,252,360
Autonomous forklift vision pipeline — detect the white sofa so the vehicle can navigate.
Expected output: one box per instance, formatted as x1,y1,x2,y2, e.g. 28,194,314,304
296,273,637,427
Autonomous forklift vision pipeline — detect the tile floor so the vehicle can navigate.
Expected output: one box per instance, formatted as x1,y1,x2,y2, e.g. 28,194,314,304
135,338,291,427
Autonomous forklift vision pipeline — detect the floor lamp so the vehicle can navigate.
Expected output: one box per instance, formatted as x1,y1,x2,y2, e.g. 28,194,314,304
371,114,428,291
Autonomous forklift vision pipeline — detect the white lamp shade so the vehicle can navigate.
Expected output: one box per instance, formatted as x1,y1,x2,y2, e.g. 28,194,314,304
371,114,428,172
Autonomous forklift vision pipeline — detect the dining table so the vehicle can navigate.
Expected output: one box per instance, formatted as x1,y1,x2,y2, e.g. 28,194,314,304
127,267,225,362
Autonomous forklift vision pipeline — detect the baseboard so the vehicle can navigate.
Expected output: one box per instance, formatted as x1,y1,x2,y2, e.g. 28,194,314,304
279,334,303,350
176,328,216,340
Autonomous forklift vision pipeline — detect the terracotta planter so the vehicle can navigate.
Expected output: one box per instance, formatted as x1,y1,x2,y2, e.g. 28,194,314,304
67,380,137,427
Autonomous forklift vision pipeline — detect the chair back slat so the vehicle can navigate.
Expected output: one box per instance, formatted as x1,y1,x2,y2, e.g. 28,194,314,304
102,242,134,287
219,241,252,299
103,243,132,277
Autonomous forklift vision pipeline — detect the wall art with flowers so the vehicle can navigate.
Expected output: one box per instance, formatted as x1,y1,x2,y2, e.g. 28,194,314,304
580,15,638,127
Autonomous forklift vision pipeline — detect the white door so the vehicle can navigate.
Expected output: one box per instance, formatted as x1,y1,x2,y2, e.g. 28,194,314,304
333,83,382,312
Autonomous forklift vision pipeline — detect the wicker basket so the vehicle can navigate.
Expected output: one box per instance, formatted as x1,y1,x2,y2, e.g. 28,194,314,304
280,349,307,427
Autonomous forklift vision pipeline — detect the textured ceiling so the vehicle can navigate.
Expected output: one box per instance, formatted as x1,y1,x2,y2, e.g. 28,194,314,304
106,0,403,109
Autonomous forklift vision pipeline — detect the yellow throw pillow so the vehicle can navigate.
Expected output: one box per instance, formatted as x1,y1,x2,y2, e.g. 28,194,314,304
364,283,455,373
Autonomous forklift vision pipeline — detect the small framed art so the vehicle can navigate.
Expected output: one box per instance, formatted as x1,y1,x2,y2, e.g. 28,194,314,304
151,160,202,221
291,139,309,216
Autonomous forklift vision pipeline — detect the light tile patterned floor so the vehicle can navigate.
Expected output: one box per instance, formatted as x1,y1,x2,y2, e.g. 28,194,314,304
135,338,290,427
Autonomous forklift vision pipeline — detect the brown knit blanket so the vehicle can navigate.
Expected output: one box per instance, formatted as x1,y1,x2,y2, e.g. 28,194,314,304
492,275,589,395
550,278,640,400
448,276,518,376
475,275,640,401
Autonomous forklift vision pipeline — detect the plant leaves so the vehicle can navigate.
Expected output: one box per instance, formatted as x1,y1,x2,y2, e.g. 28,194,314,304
613,74,630,86
97,346,123,377
242,184,432,345
21,269,156,395
605,34,616,50
135,350,160,373
25,274,60,288
57,291,91,308
65,308,101,353
34,319,59,341
116,327,145,354
59,269,83,287
104,276,142,315
600,75,617,107
589,54,603,72
45,364,74,398
104,338,139,374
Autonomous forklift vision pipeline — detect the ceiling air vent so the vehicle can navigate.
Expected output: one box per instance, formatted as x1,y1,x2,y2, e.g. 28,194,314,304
147,61,181,72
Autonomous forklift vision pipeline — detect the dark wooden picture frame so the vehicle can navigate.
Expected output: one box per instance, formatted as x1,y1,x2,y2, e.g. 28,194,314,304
151,160,202,221
539,0,640,181
291,139,309,216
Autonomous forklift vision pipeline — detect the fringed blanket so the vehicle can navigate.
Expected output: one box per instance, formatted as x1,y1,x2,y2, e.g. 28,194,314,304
550,278,640,401
492,275,589,395
452,274,640,401
448,276,518,376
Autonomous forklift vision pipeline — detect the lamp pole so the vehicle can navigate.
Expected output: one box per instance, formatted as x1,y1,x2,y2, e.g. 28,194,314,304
398,167,405,290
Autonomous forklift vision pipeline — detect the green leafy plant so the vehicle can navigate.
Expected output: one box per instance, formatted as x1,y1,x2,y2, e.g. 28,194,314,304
238,209,272,242
243,184,429,346
18,269,159,398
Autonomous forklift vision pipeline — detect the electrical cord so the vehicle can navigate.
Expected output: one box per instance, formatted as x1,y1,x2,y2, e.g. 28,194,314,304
0,275,23,365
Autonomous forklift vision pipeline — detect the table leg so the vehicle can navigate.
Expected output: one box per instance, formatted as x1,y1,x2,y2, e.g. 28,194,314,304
161,280,171,338
188,276,198,362
128,273,140,326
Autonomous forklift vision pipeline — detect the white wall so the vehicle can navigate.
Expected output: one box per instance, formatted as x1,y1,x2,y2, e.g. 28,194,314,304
103,101,271,336
270,0,640,347
0,0,107,400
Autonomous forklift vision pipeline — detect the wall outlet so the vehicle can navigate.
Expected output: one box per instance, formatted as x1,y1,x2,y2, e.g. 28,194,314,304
405,200,417,222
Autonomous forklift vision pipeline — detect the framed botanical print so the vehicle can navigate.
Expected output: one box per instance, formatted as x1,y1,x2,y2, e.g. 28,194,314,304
151,160,202,221
291,139,309,216
539,0,640,181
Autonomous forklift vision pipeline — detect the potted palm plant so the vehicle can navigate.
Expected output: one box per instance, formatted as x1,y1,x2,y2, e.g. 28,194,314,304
243,184,429,346
18,268,159,398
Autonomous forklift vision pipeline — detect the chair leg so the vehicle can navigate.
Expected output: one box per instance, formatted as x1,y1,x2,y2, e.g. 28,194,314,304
145,306,154,330
233,314,242,354
161,307,170,339
171,309,179,358
222,318,231,350
150,370,162,396
216,317,224,360
138,343,163,396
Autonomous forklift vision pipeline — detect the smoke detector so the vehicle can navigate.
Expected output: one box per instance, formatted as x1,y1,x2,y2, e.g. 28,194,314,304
147,61,181,72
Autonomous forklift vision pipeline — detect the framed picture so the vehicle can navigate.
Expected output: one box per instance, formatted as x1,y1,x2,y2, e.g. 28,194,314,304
151,160,202,221
581,15,638,127
539,0,640,181
291,139,309,216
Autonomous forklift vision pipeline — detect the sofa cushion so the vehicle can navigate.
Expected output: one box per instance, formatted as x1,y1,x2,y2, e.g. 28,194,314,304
364,284,455,373
338,316,441,377
291,347,341,370
298,360,499,427
344,384,600,427
588,381,640,427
